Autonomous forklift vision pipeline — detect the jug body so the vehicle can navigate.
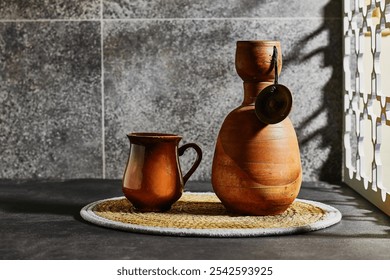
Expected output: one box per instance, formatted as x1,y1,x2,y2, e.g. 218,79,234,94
211,41,302,216
212,107,302,215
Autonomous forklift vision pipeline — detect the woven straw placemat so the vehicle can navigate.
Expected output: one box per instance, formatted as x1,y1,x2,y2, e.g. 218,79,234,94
80,192,341,237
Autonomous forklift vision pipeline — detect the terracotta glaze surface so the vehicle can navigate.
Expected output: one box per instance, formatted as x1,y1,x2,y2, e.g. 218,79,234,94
212,41,302,216
123,133,202,212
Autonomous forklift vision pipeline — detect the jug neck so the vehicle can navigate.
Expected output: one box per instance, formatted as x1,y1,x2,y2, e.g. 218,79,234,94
242,82,273,106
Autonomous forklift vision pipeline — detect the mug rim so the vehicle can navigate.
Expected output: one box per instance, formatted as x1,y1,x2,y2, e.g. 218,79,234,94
237,40,280,45
128,132,182,140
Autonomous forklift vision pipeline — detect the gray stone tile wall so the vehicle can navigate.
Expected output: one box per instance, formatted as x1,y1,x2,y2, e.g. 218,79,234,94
0,21,102,180
0,0,101,20
0,0,343,182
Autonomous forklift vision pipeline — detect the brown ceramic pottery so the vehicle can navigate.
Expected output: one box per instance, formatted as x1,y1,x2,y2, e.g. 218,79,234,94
211,41,302,216
123,133,202,212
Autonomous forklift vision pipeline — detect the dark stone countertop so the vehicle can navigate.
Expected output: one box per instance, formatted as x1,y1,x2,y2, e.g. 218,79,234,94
0,180,389,260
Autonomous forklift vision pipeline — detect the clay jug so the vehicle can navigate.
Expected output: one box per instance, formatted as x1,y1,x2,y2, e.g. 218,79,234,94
211,41,302,216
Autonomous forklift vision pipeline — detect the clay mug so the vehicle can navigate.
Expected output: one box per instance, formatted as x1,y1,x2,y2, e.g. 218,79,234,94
122,132,202,212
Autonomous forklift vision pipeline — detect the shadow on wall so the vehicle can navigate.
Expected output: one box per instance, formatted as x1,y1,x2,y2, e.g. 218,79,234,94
284,0,343,183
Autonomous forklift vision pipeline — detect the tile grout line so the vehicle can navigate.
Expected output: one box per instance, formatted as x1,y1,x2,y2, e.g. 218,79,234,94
0,17,342,23
101,0,106,179
101,16,342,21
0,19,101,22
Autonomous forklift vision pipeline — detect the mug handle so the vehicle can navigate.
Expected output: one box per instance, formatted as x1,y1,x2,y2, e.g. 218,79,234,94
178,143,202,184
